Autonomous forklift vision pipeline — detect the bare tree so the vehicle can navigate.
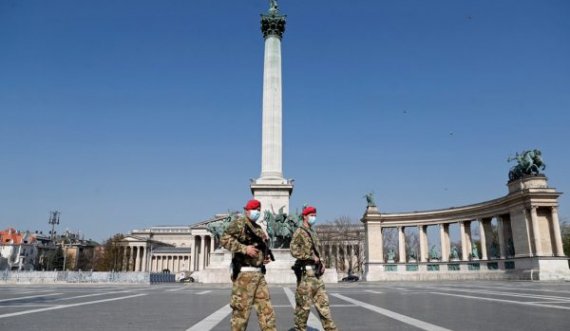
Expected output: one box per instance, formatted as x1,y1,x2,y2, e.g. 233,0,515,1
93,233,125,271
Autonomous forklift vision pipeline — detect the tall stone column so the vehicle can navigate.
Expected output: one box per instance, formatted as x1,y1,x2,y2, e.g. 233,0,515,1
479,219,488,260
464,221,472,257
142,244,148,272
460,222,468,261
551,207,565,256
419,225,428,262
497,216,507,259
210,235,215,253
134,247,141,272
190,236,196,272
530,206,543,256
199,236,206,271
440,224,448,262
398,227,406,263
250,1,293,213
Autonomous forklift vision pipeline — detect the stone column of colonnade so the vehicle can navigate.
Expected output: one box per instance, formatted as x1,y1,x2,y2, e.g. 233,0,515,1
478,219,488,260
363,215,384,281
551,207,565,256
529,206,543,256
465,221,473,258
459,221,468,260
141,246,147,271
497,216,507,259
398,227,406,263
134,247,140,271
419,225,428,262
440,223,449,262
197,235,205,271
189,236,195,272
192,236,200,271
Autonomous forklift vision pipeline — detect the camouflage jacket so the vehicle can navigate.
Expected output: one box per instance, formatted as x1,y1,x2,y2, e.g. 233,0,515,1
290,224,320,261
220,217,267,267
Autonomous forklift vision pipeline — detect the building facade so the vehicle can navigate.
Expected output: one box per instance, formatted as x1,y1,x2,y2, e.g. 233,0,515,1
0,228,37,271
118,216,225,274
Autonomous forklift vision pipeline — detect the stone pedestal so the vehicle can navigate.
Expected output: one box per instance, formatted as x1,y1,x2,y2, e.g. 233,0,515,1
196,248,338,284
250,179,294,214
192,248,233,283
507,175,550,194
363,263,384,281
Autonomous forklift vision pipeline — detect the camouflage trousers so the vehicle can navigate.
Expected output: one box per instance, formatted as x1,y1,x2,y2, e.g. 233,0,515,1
294,274,338,331
230,271,276,331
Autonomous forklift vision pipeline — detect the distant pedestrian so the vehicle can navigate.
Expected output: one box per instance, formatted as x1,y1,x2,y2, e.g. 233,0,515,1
220,199,277,331
290,205,338,331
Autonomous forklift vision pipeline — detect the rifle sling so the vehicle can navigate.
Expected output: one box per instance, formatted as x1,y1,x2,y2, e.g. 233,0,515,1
299,226,320,259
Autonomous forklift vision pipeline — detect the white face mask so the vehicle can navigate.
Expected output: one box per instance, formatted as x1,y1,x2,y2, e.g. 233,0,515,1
248,210,260,222
308,216,317,225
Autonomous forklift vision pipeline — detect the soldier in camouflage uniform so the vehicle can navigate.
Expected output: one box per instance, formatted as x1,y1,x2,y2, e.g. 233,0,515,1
290,205,338,331
220,199,277,331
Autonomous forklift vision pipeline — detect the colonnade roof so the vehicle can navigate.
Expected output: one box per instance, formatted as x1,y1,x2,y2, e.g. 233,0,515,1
363,180,561,226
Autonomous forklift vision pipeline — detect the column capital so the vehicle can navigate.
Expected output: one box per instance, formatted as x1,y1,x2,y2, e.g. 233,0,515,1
261,11,286,39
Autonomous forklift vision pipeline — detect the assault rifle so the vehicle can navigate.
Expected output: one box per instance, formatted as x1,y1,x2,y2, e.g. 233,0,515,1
231,223,275,281
244,223,275,262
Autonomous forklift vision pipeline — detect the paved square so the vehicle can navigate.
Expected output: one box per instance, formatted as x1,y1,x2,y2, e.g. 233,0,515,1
1,281,569,330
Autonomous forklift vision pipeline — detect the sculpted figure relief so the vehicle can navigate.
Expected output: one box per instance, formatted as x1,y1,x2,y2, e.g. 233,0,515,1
450,246,459,260
264,207,301,248
386,248,396,261
207,214,235,248
364,192,377,208
471,242,479,259
269,0,278,12
429,245,439,260
508,149,546,181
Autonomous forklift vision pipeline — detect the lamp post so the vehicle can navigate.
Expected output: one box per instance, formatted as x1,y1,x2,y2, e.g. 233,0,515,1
48,211,60,241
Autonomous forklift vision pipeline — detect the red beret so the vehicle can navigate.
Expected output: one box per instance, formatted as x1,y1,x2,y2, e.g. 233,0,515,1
302,206,317,216
244,199,261,210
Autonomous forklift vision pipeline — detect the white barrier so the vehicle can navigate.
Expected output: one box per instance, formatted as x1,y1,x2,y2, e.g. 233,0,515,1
0,271,176,284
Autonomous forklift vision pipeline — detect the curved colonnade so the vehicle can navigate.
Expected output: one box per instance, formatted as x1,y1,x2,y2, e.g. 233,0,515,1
362,176,569,281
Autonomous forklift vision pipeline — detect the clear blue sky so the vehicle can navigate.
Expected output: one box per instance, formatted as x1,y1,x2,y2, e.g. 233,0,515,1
1,0,569,242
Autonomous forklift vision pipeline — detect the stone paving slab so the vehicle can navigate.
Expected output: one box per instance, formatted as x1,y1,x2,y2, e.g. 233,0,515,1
0,281,569,330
